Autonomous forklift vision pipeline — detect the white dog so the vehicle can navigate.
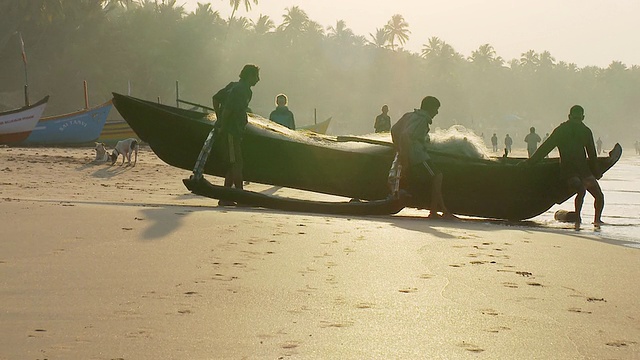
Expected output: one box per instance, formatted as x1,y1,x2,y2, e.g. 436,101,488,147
94,142,110,162
110,138,139,166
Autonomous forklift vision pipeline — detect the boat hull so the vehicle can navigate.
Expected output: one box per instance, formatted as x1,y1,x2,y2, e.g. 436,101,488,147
22,100,112,145
112,93,621,220
97,119,139,144
0,96,49,144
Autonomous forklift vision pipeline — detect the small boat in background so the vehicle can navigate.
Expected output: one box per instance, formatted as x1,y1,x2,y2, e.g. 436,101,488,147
22,81,112,145
299,117,332,134
97,119,139,145
22,99,112,145
0,96,49,144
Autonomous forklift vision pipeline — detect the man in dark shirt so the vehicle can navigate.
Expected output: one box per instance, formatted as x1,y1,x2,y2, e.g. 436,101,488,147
269,93,295,130
390,96,455,219
374,104,391,133
524,126,542,158
211,64,260,205
525,105,604,227
491,133,498,152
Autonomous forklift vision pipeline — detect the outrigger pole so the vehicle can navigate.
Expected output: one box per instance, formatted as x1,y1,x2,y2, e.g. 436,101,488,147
19,32,29,106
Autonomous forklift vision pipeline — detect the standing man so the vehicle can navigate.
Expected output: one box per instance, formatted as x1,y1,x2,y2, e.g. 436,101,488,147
209,64,260,206
525,105,604,228
491,133,498,152
374,104,391,133
390,96,455,219
524,126,542,158
504,134,513,155
596,137,603,154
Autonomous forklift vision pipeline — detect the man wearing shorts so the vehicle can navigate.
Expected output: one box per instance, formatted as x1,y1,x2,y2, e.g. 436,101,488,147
390,96,455,219
212,64,260,205
526,105,604,227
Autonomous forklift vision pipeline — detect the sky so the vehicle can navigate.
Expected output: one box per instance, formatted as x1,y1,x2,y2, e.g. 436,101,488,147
179,0,640,68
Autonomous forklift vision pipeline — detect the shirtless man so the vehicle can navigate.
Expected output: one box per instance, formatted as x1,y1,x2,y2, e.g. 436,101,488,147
525,105,604,228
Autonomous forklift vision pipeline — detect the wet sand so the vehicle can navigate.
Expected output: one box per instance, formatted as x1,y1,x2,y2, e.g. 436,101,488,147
1,146,639,359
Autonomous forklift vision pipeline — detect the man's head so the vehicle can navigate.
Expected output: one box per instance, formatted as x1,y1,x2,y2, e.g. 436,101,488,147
240,64,260,86
275,93,288,106
381,104,389,113
569,105,585,121
420,96,440,117
530,127,536,133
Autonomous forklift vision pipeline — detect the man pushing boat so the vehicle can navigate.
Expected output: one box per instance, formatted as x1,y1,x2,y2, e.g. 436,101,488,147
190,64,260,207
390,96,457,220
524,105,605,229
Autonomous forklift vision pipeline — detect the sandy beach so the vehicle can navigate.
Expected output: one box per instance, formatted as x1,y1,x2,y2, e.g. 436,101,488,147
1,145,639,359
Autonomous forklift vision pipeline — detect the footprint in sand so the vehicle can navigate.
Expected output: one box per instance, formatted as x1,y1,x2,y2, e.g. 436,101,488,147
568,307,592,314
606,340,637,347
480,308,499,316
485,326,511,333
355,302,375,309
398,287,418,293
319,320,354,328
457,342,485,353
502,282,519,288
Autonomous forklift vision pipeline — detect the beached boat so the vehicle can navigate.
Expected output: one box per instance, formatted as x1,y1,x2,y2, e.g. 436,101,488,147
22,99,112,145
111,93,621,220
0,96,49,144
97,119,139,144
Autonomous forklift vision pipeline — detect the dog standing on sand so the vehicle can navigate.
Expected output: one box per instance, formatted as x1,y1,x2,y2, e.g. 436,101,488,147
94,142,110,162
110,138,139,166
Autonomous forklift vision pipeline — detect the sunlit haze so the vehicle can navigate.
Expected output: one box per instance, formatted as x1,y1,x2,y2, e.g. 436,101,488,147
181,0,639,68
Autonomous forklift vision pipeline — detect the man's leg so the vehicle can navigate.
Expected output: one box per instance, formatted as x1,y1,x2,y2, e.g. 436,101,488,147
583,176,604,224
568,177,585,227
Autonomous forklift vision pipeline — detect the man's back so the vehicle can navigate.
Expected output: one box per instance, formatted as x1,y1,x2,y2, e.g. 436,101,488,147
533,120,596,177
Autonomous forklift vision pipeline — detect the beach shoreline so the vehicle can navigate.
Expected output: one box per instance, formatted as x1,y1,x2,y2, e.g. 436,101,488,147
1,146,638,359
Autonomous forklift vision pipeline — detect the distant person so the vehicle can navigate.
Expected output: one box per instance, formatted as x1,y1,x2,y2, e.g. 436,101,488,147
211,64,260,206
596,137,603,154
635,140,640,155
524,105,604,228
374,104,391,133
390,96,456,219
504,134,513,155
269,93,295,130
491,133,498,152
524,126,542,158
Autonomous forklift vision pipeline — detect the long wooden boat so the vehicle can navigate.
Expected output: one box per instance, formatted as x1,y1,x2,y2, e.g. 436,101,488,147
112,93,622,220
22,99,112,145
0,96,49,144
97,119,139,144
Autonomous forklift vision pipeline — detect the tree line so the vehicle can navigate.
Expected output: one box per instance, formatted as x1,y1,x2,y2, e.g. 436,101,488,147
1,0,638,146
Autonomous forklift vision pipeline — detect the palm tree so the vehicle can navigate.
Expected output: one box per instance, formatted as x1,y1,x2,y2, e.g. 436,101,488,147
368,27,388,48
519,49,540,69
469,43,504,67
383,14,409,51
538,50,556,71
229,0,258,20
251,14,274,35
326,20,355,45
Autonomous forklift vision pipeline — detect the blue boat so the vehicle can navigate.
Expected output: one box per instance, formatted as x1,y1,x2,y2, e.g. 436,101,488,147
22,99,112,145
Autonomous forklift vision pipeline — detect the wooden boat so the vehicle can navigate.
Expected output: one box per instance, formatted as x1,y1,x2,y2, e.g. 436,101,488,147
111,93,622,220
0,96,49,144
22,99,112,145
97,119,139,144
299,117,332,134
